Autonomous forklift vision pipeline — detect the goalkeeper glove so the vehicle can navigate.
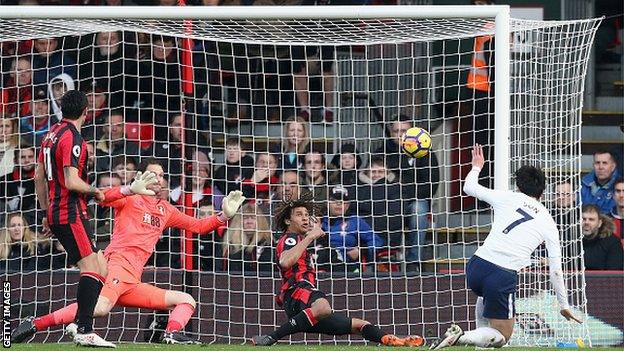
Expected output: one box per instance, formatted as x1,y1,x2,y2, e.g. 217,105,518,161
221,190,246,220
129,171,158,196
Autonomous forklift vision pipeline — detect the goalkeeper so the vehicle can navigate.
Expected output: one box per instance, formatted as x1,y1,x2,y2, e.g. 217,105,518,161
13,158,246,346
252,192,424,347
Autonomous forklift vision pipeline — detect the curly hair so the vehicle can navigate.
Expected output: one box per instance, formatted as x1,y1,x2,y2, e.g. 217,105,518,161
274,191,322,233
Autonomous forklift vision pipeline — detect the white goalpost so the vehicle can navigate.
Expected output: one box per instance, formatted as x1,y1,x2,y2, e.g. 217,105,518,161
0,5,605,347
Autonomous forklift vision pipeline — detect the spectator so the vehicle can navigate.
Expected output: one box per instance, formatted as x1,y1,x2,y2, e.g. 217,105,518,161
0,145,38,225
292,45,335,122
0,213,46,272
357,156,404,250
275,170,300,202
321,186,383,273
0,117,18,177
94,109,141,172
31,37,76,88
111,155,137,186
1,57,32,118
80,82,109,141
375,118,439,263
609,178,623,244
280,116,309,170
552,181,583,266
138,35,181,113
148,112,185,188
89,173,122,249
582,204,624,270
581,150,620,214
170,149,223,210
241,152,279,202
553,181,580,229
196,204,225,272
19,88,51,147
78,31,137,108
47,72,75,122
301,148,329,205
214,138,255,195
328,142,362,188
221,204,273,273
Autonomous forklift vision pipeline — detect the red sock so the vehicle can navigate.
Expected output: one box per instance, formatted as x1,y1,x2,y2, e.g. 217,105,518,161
33,303,78,331
165,303,195,333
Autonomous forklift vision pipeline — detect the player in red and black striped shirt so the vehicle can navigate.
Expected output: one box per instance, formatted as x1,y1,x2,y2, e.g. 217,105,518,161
34,90,113,347
252,192,425,347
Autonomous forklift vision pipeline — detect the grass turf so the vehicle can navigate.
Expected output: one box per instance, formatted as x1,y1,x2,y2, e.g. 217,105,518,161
6,344,624,350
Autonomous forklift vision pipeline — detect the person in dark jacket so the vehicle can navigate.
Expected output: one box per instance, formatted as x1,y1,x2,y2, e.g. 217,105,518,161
551,181,582,270
375,118,440,263
78,31,138,108
214,138,255,195
357,156,405,249
94,109,141,172
31,37,76,87
582,204,624,270
328,142,362,189
138,35,181,113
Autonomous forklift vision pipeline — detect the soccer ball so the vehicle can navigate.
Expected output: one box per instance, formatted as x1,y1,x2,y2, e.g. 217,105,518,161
401,127,431,158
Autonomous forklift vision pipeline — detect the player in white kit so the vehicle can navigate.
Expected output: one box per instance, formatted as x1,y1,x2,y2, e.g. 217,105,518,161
430,144,582,350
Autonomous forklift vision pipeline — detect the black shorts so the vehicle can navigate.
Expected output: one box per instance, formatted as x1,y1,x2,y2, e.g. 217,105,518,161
50,219,97,265
283,281,327,318
282,282,352,336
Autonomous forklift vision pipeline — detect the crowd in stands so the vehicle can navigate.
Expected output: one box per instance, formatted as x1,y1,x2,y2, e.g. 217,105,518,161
0,0,622,275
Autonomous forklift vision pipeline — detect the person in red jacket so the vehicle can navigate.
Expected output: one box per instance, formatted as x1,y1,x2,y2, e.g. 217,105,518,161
13,159,245,345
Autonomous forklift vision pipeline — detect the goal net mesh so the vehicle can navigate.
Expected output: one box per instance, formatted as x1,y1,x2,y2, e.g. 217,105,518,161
0,12,603,346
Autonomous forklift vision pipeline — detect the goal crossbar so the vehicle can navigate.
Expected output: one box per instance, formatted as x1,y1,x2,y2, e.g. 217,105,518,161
1,5,509,20
0,4,512,189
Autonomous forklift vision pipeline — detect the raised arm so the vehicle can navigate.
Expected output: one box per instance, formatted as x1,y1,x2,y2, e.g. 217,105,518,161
167,208,227,234
99,171,158,208
279,229,322,269
99,186,130,208
168,190,246,234
463,144,506,205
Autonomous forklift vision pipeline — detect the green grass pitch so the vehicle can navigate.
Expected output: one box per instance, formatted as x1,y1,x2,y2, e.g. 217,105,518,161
6,344,624,350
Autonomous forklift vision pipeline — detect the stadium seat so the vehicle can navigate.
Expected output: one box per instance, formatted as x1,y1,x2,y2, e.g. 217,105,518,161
125,122,154,150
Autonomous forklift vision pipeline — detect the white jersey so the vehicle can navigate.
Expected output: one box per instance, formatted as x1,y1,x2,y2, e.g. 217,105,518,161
463,168,562,272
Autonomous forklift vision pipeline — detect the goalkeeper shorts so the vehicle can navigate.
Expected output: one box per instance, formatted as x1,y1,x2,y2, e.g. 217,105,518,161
100,263,167,310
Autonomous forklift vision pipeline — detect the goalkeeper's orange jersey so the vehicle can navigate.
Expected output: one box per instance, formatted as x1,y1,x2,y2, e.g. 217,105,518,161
100,187,224,279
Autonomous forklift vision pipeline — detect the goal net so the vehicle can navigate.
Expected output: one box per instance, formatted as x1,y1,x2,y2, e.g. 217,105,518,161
0,5,605,347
